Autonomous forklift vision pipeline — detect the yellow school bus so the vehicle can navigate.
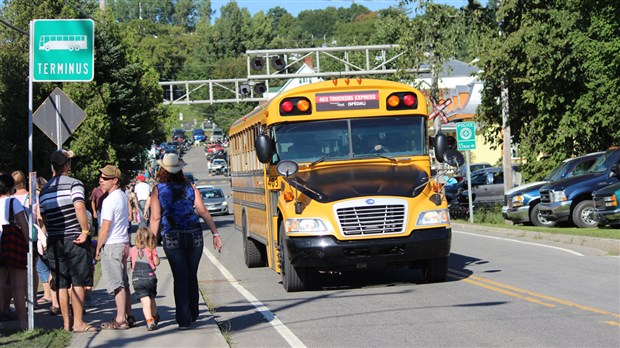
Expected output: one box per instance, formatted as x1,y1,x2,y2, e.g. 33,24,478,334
228,78,462,292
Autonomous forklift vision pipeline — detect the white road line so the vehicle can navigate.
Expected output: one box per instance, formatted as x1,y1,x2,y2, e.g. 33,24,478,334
203,247,307,348
453,230,584,256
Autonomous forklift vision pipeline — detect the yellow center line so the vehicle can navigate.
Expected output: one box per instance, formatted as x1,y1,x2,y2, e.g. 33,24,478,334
449,270,620,320
460,277,556,308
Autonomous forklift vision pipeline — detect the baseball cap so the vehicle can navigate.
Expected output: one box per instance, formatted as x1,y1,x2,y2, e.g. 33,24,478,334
99,165,121,179
50,149,75,166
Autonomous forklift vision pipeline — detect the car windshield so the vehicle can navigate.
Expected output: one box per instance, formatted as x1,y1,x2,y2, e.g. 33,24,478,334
587,151,615,174
194,129,204,135
273,116,427,162
200,188,223,199
545,160,572,181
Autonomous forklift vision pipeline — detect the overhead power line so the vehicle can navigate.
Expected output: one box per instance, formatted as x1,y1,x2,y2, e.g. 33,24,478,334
0,17,28,36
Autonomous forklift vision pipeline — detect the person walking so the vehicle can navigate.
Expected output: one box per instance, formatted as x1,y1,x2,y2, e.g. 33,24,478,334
38,149,96,333
130,226,160,331
0,173,29,331
89,186,107,236
149,153,222,330
133,175,150,227
94,165,135,330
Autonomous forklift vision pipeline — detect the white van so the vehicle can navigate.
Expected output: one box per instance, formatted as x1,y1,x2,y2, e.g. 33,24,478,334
210,128,223,142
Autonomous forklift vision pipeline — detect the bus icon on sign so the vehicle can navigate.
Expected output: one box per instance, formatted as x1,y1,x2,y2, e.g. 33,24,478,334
39,35,88,52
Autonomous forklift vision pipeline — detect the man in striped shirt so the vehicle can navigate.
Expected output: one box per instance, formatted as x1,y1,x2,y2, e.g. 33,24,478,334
39,149,96,333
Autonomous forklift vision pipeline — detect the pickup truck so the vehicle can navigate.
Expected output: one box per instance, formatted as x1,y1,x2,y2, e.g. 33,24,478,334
538,147,620,228
502,152,602,226
593,182,620,228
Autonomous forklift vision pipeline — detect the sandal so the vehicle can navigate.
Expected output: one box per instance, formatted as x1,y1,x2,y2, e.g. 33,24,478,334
37,297,51,304
73,323,98,333
127,315,136,328
101,318,129,330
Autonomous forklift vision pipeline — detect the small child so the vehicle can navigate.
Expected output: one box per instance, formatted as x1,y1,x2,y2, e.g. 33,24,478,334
129,226,160,331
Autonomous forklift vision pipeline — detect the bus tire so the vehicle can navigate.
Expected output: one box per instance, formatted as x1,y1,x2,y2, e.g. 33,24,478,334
279,224,307,292
572,200,598,228
424,256,448,283
242,213,265,268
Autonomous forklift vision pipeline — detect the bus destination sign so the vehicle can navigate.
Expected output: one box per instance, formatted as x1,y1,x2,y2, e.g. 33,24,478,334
316,90,379,111
31,19,95,82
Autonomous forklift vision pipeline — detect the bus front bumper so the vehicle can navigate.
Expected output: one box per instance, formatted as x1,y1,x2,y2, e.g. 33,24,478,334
284,227,451,270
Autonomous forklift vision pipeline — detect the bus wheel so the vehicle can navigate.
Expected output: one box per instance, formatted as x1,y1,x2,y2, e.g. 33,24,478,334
424,256,448,283
242,213,265,268
279,224,307,292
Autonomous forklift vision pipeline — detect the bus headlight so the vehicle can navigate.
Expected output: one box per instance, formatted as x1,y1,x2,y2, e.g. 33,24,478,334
286,218,329,233
417,209,450,226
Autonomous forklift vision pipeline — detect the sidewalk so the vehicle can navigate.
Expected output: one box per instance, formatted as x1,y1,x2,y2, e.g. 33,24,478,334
18,244,228,348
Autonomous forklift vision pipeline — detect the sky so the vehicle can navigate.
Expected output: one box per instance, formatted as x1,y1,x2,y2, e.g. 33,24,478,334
210,0,471,17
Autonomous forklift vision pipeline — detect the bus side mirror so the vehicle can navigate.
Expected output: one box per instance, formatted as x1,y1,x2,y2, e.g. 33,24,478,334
443,149,464,168
255,134,274,164
434,132,448,163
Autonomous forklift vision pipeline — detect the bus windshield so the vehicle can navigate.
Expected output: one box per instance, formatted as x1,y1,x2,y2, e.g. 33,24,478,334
274,116,427,162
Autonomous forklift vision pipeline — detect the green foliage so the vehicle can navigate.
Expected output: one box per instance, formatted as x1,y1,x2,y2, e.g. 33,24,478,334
0,328,71,348
477,0,620,181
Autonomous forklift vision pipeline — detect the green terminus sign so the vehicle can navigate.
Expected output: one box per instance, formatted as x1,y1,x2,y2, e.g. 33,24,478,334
30,19,94,82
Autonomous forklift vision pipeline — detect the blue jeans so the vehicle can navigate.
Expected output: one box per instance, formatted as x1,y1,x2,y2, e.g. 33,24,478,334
163,230,203,327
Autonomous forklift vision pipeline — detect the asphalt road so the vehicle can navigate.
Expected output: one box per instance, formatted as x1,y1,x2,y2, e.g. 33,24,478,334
183,146,620,348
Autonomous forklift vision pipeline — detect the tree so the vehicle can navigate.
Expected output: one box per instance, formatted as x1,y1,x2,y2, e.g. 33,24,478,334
476,0,620,181
0,0,171,189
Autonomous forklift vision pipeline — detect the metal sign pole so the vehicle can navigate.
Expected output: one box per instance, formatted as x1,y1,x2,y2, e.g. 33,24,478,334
466,150,474,223
27,20,35,331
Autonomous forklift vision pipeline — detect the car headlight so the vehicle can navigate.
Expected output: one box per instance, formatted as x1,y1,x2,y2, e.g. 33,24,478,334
551,191,567,203
604,195,617,207
511,195,524,208
222,201,228,206
417,209,450,226
286,218,328,233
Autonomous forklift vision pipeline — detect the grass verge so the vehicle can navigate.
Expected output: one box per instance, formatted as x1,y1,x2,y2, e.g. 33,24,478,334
453,205,619,240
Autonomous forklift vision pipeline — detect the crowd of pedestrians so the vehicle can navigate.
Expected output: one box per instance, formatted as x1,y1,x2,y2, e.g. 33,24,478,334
0,149,223,334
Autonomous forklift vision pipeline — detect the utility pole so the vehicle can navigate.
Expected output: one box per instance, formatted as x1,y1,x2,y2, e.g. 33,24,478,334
498,0,513,193
99,0,105,11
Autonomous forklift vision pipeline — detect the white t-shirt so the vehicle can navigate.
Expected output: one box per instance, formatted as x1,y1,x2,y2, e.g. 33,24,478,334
134,181,151,201
100,189,130,244
0,197,24,233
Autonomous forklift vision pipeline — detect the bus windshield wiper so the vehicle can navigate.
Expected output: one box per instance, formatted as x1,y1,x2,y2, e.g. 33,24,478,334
310,157,325,167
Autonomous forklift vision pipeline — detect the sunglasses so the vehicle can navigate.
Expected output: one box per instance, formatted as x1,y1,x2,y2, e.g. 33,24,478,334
100,176,115,181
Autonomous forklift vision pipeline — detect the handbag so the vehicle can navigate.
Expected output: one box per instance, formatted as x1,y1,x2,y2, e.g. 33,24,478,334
0,198,28,269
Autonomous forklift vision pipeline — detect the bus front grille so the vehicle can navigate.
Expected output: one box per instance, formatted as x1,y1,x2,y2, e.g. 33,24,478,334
336,205,406,236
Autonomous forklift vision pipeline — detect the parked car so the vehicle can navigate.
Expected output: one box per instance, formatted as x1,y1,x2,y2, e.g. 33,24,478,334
197,185,229,215
172,128,186,142
457,166,520,207
455,162,492,182
593,182,620,228
209,158,227,175
502,152,603,226
184,172,196,185
539,147,620,228
193,129,206,143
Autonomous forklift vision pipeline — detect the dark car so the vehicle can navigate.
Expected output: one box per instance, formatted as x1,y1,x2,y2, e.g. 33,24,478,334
457,166,520,207
593,182,620,228
193,129,206,142
172,128,186,142
502,152,603,226
184,172,196,185
197,185,229,215
538,147,620,228
455,162,492,181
